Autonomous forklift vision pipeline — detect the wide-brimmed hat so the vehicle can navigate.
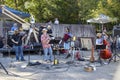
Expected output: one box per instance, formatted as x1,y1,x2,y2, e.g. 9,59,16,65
14,30,19,34
96,33,102,37
42,28,47,32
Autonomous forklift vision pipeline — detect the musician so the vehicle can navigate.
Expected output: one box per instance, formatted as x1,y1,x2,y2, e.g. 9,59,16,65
96,33,111,64
62,27,73,58
11,23,18,31
47,25,53,37
63,27,73,50
102,32,111,51
96,33,103,45
96,33,103,59
41,28,54,62
39,25,46,42
11,29,26,61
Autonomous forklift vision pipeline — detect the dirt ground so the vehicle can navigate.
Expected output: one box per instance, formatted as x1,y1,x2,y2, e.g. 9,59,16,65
0,51,120,80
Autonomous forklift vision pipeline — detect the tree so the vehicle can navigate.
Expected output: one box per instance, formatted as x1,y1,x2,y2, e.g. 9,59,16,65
1,0,120,24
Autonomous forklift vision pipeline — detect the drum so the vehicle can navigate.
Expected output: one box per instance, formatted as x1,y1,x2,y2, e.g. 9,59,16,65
100,49,112,59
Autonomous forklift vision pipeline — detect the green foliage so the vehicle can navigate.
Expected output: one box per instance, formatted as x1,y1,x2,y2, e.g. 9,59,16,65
1,0,120,24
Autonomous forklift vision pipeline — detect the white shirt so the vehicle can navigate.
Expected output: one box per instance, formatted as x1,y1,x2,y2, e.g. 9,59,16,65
54,19,59,24
96,38,103,45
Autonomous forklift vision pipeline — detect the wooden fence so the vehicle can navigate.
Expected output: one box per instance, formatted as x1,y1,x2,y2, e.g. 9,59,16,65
49,24,96,38
45,24,96,49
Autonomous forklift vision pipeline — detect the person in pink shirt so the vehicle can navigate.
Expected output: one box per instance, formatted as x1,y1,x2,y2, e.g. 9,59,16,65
41,28,53,62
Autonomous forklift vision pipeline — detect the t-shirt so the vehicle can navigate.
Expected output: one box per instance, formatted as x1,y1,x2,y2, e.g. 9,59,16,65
96,38,103,45
11,26,18,31
12,33,22,46
47,29,52,37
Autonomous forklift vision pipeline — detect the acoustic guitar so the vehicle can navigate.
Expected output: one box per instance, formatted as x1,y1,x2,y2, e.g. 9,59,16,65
90,45,95,63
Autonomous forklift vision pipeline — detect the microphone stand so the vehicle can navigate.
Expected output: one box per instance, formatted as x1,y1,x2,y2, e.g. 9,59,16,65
27,43,33,66
108,39,120,63
26,42,41,66
0,62,8,74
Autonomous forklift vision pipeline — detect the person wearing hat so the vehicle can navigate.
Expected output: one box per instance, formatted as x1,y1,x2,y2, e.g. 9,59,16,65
11,29,26,61
39,25,46,42
41,28,54,62
96,33,103,45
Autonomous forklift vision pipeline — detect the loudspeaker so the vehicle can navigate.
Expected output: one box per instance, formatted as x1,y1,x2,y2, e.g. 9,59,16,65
113,29,120,37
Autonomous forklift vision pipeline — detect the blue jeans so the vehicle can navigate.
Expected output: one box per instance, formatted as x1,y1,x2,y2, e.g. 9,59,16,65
14,45,24,60
43,47,54,61
64,42,70,50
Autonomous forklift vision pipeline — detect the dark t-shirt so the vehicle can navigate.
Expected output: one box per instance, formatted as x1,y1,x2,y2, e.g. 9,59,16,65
39,27,44,37
0,40,4,48
12,33,23,46
47,29,53,37
47,29,52,34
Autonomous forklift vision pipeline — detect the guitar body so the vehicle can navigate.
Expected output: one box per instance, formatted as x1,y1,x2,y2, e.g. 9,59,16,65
100,49,112,59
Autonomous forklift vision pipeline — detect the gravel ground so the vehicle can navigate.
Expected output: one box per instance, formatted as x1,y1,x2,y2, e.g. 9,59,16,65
0,51,120,80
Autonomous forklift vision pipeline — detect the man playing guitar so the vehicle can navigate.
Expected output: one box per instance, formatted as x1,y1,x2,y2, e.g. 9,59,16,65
11,28,26,61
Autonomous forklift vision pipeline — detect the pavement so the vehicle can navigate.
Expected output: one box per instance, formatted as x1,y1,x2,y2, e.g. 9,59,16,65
0,51,120,80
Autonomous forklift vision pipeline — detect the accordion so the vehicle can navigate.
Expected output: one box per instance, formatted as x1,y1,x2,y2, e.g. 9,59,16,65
63,33,71,42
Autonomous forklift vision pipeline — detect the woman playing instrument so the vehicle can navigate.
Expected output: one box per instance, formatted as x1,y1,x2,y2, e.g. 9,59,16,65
96,33,111,64
63,28,73,50
63,27,73,58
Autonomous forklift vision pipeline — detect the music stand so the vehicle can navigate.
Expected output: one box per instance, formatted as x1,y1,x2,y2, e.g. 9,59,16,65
49,39,60,45
96,45,106,65
49,39,60,54
49,39,60,65
26,44,41,66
